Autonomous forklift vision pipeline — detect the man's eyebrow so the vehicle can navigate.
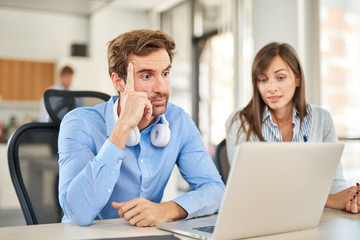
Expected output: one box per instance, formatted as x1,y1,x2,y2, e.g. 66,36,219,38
165,64,172,71
136,64,172,73
137,68,153,73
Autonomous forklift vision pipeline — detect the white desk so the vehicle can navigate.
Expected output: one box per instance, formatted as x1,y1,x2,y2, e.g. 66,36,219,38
0,208,359,240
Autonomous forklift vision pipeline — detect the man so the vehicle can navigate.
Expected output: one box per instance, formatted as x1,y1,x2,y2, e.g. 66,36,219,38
40,66,75,122
56,65,74,90
58,29,225,226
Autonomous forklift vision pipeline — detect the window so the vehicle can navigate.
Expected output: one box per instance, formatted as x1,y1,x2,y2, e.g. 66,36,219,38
320,0,360,185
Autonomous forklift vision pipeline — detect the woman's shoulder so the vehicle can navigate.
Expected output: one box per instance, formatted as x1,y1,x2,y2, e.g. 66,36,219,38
225,108,252,142
308,104,332,118
225,108,244,130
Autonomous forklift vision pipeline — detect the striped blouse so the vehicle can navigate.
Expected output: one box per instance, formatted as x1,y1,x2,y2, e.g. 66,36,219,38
262,104,312,142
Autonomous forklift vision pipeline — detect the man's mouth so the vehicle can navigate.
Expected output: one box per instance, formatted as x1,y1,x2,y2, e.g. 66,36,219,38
151,98,166,106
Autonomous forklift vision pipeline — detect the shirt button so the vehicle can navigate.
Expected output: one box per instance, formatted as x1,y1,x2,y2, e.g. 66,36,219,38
140,159,144,163
118,160,122,164
107,189,112,193
141,188,144,192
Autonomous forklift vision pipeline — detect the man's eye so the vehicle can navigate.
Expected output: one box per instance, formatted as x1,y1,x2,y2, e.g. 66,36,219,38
163,71,170,77
142,74,151,80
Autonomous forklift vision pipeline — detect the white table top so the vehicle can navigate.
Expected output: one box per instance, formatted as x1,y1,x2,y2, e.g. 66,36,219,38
0,208,359,240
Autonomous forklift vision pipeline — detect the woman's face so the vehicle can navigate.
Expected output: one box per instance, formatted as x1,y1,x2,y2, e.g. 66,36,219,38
256,55,300,114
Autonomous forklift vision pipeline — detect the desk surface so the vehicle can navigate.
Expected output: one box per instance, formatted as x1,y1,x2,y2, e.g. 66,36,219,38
0,208,359,240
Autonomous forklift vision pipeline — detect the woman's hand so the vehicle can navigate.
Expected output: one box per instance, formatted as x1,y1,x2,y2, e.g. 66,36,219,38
325,183,360,213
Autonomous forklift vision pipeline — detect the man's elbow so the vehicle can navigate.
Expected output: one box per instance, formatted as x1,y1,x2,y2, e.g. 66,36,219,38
72,217,93,226
60,199,94,226
64,209,93,226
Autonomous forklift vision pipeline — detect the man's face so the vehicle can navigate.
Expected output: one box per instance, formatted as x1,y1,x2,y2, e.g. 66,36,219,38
126,49,171,116
60,73,73,90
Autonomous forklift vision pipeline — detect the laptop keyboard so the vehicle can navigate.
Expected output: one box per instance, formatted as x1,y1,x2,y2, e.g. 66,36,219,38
192,225,215,233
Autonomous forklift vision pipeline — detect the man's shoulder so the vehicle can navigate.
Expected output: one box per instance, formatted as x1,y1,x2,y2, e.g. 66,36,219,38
166,102,188,118
165,102,195,128
61,102,108,128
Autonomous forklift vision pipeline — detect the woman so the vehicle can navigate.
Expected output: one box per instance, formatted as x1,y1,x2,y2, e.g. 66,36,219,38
226,42,360,213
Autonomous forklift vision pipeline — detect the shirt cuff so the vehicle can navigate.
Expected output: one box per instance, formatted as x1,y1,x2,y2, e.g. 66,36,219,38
172,195,198,219
96,139,126,169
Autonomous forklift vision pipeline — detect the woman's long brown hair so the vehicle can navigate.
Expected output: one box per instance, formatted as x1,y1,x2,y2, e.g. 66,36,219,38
231,42,307,142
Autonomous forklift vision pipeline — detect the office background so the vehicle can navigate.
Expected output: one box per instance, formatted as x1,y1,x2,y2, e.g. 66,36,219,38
0,0,359,227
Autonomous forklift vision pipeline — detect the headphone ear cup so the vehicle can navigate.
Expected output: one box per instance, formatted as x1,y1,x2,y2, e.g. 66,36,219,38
150,124,171,147
126,127,140,146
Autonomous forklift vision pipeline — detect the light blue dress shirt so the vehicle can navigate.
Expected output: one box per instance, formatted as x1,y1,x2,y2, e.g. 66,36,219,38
58,96,225,226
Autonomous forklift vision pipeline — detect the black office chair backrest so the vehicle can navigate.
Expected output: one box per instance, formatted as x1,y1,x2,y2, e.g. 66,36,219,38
7,122,61,225
214,139,230,184
44,89,111,126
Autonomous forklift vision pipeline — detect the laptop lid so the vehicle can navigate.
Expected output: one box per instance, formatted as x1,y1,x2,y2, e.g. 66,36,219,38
157,142,344,240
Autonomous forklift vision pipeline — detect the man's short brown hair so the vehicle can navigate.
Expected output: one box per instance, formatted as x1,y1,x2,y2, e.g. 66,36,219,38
60,66,74,76
107,29,176,81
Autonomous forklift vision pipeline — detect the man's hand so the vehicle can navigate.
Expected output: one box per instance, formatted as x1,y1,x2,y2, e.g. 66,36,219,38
118,62,152,127
111,197,187,227
325,183,360,214
109,63,152,150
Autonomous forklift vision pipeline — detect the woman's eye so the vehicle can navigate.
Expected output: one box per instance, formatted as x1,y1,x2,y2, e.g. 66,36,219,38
258,78,267,83
278,75,286,80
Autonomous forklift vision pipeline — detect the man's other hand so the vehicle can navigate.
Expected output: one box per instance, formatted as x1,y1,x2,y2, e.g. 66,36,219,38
111,197,187,227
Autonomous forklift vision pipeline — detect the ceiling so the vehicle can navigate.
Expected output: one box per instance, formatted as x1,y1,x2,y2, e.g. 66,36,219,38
0,0,167,16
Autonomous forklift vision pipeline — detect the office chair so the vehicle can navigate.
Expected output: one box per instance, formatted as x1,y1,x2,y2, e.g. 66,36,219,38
214,139,230,184
7,122,61,225
44,89,111,126
8,90,111,225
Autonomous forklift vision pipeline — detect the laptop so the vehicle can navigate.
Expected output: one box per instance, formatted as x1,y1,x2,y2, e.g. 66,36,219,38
157,142,344,239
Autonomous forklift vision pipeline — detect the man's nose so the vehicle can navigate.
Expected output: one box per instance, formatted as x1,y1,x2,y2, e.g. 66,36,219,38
153,75,167,92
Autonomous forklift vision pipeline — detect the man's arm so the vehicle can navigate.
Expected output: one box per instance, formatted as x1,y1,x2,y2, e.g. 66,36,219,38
172,115,225,219
58,113,126,226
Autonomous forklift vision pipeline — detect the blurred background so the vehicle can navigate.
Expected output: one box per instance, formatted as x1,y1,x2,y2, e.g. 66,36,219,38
0,0,359,226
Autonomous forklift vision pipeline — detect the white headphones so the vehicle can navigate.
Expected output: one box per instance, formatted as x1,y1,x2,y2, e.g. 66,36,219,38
113,99,171,147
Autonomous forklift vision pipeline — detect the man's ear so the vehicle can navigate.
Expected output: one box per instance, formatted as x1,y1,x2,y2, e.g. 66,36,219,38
111,72,126,93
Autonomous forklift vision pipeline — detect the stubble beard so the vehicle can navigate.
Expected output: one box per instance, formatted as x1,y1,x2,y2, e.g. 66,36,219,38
151,96,169,116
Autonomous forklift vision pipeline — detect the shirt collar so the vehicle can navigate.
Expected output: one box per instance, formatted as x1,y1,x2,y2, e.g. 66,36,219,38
291,104,300,124
262,105,272,122
262,104,300,123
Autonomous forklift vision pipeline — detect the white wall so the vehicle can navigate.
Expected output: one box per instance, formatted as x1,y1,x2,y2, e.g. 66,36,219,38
252,0,299,53
0,8,89,61
88,2,149,95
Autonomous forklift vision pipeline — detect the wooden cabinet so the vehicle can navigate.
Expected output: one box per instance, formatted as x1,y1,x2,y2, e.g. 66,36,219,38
0,59,54,101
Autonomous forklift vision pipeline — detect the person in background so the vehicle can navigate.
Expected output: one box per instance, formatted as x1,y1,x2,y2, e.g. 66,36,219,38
53,65,74,90
226,42,360,214
40,66,75,122
58,29,225,226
